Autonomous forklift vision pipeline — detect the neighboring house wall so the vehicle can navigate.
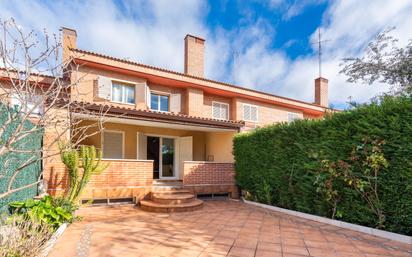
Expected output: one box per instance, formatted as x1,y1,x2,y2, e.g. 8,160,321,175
235,98,304,126
205,131,236,162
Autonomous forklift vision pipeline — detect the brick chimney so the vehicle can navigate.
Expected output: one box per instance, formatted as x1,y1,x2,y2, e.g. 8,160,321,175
314,77,328,107
184,34,205,77
61,27,77,64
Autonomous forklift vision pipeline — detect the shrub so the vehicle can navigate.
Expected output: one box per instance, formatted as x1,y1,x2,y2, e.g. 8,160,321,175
8,195,75,229
0,214,52,257
233,96,412,235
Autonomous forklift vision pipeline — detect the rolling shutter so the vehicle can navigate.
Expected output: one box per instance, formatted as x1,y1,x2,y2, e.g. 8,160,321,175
103,131,123,159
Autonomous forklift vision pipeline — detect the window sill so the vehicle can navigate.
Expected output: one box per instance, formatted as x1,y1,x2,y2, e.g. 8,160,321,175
110,100,135,106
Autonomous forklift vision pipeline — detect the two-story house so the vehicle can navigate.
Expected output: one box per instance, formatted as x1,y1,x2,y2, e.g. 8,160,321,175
43,27,330,210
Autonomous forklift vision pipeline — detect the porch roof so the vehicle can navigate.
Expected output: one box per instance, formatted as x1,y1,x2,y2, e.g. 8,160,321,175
72,101,245,131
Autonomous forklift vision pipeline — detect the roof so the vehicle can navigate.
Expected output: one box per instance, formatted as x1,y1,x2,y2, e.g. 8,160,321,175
70,101,244,130
70,48,330,115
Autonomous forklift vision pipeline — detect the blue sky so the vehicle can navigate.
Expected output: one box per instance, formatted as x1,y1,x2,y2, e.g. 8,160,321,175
1,0,412,109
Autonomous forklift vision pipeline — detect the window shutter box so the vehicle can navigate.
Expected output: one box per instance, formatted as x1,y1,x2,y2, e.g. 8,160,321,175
170,93,181,113
97,76,112,100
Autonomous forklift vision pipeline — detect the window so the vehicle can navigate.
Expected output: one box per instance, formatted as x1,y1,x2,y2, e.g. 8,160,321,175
287,112,301,123
212,102,229,120
150,93,169,112
11,93,43,115
111,82,135,104
102,131,124,159
243,104,258,122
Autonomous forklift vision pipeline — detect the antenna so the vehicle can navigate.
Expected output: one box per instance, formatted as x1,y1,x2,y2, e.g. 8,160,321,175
312,28,330,78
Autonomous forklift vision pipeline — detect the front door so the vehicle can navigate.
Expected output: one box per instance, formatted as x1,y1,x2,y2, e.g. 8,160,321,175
147,136,176,179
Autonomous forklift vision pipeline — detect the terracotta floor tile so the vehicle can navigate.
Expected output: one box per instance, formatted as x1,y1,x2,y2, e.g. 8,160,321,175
257,242,282,252
308,247,338,257
255,249,283,257
304,239,330,249
47,201,412,257
233,238,258,249
283,245,310,256
282,238,306,247
198,252,226,257
228,246,256,257
204,243,232,255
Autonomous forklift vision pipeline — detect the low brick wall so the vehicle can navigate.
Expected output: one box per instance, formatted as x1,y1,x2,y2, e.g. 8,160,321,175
44,159,153,201
183,161,239,198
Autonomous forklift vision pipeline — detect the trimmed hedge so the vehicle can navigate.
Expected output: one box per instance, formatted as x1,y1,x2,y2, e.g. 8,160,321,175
233,96,412,235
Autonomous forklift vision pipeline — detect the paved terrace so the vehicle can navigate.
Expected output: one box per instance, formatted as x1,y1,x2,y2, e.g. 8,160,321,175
48,201,412,257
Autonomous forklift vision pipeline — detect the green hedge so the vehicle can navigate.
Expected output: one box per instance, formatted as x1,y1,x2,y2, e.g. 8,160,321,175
0,104,43,212
233,96,412,235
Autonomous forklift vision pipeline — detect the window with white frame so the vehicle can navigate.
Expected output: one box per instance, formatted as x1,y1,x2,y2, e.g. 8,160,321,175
212,102,229,120
287,112,301,123
150,93,169,112
102,131,124,159
243,104,258,122
11,93,43,115
111,82,135,104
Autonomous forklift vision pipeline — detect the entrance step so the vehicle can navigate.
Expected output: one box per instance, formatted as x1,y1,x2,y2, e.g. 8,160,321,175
140,187,203,213
152,180,183,188
152,193,195,204
140,199,204,213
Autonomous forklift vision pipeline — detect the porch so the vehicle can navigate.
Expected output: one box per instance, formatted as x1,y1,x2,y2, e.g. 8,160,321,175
66,112,240,203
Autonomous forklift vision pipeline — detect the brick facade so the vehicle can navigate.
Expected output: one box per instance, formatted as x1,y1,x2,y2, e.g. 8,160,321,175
183,161,239,198
45,158,154,202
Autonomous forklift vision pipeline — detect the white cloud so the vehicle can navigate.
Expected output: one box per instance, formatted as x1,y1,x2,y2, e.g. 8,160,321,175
1,0,412,108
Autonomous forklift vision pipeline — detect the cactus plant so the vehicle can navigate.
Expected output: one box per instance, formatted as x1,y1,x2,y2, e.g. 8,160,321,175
60,145,108,204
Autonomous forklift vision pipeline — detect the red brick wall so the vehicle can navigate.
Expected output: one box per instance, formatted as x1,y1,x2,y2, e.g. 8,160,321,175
45,158,154,201
183,161,235,185
183,161,239,198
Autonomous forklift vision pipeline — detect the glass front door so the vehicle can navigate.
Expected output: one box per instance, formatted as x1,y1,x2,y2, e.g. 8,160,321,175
147,136,175,179
161,138,174,178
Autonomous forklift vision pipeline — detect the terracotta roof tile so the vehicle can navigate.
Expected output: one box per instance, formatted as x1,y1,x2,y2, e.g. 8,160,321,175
71,101,244,130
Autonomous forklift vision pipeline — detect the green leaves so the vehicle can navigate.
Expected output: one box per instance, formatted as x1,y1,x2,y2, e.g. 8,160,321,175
233,95,412,236
8,195,75,229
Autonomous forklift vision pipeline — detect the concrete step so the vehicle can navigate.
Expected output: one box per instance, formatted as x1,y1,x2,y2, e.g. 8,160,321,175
151,187,189,193
152,193,195,204
140,199,204,213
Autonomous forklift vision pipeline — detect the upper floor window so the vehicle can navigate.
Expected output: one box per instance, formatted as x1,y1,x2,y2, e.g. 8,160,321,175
151,93,169,112
11,93,43,115
287,112,301,123
111,82,135,104
212,101,229,120
243,104,258,122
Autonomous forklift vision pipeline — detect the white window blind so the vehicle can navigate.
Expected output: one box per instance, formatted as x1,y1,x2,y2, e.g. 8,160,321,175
243,104,258,122
103,131,124,159
111,82,135,104
212,102,229,120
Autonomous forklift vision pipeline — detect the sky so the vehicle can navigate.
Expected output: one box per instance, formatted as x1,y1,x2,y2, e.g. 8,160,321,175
1,0,412,109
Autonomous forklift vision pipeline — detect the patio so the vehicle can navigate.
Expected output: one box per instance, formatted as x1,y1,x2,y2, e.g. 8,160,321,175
48,200,412,257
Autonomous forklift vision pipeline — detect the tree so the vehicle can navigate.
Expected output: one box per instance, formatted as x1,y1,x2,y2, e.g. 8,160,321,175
340,28,412,94
0,18,108,200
